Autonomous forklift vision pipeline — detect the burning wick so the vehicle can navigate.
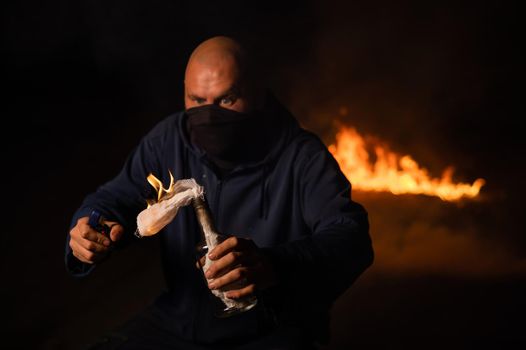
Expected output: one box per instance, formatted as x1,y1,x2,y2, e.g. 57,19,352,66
135,172,203,238
147,171,175,204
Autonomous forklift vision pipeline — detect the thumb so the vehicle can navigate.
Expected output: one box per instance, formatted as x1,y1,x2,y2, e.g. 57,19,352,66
110,224,124,242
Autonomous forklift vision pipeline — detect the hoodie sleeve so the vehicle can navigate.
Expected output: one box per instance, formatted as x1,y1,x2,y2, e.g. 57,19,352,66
263,142,374,307
65,123,167,277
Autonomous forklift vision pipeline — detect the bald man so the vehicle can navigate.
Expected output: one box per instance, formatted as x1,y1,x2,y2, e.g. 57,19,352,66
66,36,373,349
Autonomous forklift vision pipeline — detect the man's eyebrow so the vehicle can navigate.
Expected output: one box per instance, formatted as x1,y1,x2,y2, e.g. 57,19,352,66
217,86,240,99
187,86,240,101
187,93,205,100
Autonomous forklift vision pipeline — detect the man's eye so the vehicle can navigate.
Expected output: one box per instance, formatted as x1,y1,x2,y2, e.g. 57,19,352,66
190,96,205,104
220,97,234,105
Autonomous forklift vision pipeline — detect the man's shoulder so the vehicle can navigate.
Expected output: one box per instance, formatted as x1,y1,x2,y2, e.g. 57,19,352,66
268,94,329,161
285,126,331,162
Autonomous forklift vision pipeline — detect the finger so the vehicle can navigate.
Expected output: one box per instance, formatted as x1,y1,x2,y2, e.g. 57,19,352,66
109,224,124,242
196,255,206,269
70,239,100,264
211,236,257,260
74,222,109,246
208,236,238,260
77,216,90,225
72,227,109,253
208,266,250,290
72,249,91,264
205,251,244,279
224,284,256,299
76,235,109,253
70,240,90,263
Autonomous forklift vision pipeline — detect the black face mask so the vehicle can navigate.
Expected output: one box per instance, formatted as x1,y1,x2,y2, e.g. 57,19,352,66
185,104,273,165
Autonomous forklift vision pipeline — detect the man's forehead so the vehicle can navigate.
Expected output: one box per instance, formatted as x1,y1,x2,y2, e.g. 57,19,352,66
186,59,240,82
186,63,241,93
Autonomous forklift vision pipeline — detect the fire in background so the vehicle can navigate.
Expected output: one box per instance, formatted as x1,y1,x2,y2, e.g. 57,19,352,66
328,126,485,201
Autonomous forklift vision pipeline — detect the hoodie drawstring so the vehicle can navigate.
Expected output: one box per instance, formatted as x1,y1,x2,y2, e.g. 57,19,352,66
260,164,270,220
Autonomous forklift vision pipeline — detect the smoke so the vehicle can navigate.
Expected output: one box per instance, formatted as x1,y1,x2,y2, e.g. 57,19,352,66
354,192,526,278
372,213,526,278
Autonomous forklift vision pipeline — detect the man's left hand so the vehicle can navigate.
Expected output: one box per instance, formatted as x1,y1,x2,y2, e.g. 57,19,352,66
204,236,277,299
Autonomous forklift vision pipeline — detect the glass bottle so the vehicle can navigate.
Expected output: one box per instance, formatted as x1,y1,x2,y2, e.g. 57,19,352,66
192,197,258,317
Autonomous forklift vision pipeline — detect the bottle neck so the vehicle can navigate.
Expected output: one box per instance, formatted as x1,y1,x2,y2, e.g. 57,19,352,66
192,197,220,248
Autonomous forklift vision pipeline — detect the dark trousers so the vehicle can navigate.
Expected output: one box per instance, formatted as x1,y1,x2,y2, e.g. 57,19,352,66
83,304,318,350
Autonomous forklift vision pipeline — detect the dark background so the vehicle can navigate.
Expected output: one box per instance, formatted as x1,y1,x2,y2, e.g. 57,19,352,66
3,0,525,349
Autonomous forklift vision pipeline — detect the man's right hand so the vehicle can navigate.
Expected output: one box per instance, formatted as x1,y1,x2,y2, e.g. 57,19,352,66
69,216,124,264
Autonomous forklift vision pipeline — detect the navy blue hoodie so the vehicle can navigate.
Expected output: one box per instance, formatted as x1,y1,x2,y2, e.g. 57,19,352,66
65,95,374,346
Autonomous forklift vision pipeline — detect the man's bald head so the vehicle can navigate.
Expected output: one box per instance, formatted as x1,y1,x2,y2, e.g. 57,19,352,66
184,36,262,112
186,36,247,76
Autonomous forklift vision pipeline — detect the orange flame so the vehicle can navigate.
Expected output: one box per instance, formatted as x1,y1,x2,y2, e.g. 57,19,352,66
146,170,175,206
328,127,485,201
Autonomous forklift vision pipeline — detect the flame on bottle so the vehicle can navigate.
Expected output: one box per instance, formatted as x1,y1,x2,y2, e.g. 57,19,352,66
328,127,485,201
146,170,175,207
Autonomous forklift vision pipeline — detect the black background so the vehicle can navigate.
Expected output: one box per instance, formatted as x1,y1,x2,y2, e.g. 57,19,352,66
3,0,525,349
